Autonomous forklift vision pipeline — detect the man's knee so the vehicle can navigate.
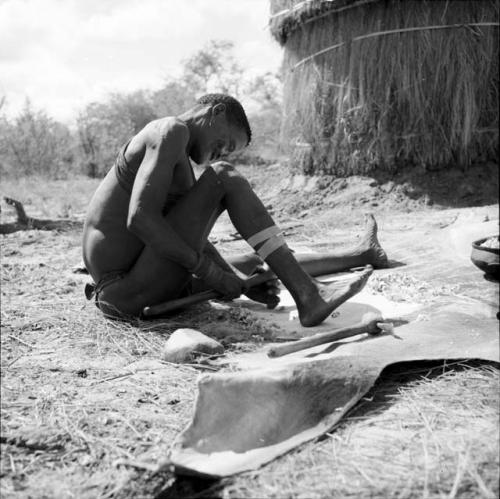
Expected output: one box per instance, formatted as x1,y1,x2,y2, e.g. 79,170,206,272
211,160,235,177
210,161,246,191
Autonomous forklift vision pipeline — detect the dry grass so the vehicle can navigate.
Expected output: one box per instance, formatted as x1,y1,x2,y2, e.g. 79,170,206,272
1,171,499,498
0,239,217,498
271,0,499,174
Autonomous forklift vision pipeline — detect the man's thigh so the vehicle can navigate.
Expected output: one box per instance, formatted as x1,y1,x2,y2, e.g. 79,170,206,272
99,167,225,314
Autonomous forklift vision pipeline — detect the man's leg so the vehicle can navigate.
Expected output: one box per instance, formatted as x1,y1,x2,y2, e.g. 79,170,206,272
221,213,386,307
100,161,372,326
226,213,387,276
180,161,371,326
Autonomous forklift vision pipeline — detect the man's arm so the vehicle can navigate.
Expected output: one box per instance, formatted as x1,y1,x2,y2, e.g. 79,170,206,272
126,120,245,299
126,120,198,269
202,241,281,308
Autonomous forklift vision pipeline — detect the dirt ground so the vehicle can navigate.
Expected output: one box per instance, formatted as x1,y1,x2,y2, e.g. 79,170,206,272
0,162,498,498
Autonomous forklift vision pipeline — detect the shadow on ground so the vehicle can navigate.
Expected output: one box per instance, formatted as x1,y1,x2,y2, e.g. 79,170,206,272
329,358,500,426
275,162,499,217
369,162,499,209
114,468,225,499
154,475,224,499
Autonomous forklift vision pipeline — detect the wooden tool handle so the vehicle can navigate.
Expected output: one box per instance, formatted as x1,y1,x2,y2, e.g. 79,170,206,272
142,269,275,317
267,312,383,358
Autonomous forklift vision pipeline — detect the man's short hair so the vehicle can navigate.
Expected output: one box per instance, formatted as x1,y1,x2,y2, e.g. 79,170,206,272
197,93,252,145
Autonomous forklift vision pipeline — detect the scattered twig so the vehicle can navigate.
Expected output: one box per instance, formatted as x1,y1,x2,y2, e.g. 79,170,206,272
0,435,64,452
113,458,164,473
8,453,16,474
19,454,44,476
6,355,24,368
8,334,34,348
91,372,135,385
187,362,222,371
437,214,459,229
116,414,142,438
90,361,209,385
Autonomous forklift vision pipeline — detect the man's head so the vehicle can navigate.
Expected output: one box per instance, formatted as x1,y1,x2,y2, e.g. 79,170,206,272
185,93,252,165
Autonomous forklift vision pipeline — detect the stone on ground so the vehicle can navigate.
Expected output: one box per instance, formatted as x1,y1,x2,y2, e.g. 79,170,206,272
161,328,224,363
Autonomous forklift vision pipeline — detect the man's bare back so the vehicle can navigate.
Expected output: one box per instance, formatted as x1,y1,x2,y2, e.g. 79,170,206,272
83,118,196,280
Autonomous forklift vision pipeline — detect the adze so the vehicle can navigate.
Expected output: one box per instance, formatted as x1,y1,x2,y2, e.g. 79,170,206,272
142,269,275,317
267,311,394,358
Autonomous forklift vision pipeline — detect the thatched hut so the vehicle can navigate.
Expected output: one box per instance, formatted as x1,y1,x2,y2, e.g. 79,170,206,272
269,0,499,175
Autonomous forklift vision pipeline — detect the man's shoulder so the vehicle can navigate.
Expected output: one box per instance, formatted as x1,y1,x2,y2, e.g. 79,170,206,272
142,117,189,148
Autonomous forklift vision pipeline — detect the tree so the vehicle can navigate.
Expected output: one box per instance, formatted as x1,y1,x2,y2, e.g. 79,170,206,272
245,71,282,112
108,90,158,134
181,40,244,97
77,100,135,177
0,99,75,178
151,80,197,117
72,39,285,177
76,90,161,177
243,71,284,159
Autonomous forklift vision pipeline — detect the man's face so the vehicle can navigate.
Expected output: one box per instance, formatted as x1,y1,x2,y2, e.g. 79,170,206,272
207,119,248,162
190,105,248,165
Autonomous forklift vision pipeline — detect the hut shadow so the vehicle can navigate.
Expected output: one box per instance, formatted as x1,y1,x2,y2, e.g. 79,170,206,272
317,358,499,435
370,162,499,209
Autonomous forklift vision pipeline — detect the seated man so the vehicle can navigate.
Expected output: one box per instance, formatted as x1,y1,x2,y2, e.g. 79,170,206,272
82,94,387,326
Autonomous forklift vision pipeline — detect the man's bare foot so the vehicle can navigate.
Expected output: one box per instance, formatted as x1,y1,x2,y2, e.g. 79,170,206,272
357,214,388,268
298,265,373,327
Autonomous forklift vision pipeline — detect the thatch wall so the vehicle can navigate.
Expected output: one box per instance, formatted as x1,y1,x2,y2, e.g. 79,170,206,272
270,0,499,175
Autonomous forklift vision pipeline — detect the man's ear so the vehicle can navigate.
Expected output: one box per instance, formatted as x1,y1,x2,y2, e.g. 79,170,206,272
212,103,226,117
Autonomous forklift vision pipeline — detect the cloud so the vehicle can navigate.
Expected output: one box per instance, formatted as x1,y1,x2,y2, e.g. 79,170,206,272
0,0,282,122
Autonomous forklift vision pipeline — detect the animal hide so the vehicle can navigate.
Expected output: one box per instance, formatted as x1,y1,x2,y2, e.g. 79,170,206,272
170,298,498,477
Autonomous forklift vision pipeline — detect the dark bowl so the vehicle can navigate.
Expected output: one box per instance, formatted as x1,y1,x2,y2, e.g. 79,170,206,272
471,236,499,279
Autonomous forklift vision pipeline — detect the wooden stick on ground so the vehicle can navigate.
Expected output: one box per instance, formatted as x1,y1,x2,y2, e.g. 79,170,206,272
142,269,276,317
267,312,393,358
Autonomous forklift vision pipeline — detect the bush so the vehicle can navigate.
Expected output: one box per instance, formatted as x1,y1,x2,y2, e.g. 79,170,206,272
0,100,76,178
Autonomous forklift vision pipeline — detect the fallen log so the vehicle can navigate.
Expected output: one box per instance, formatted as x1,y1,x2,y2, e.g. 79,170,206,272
1,197,81,234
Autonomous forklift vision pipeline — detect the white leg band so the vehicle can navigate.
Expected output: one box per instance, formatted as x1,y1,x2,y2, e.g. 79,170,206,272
247,225,281,247
256,234,286,260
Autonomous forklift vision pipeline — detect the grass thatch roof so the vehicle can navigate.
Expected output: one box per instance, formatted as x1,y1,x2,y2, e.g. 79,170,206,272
270,0,499,175
270,0,378,44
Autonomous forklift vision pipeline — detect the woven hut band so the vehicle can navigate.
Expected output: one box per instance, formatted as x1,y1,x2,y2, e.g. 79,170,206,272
256,233,286,261
247,225,282,247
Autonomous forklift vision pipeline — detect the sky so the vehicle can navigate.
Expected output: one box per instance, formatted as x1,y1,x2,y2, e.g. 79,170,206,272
0,0,283,123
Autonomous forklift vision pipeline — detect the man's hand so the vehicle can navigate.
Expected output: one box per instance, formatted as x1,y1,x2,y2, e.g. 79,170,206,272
191,255,246,299
244,265,281,309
